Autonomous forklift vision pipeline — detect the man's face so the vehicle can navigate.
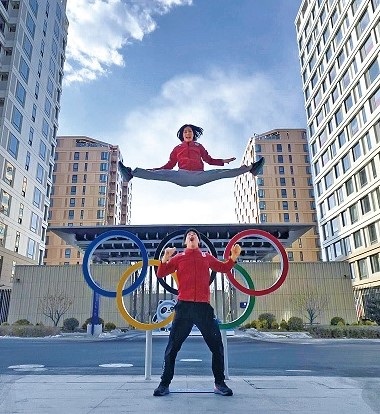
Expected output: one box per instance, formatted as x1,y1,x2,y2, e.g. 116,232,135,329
185,231,199,249
183,126,194,143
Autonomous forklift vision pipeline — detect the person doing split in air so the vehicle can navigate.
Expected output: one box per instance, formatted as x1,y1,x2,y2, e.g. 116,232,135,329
119,124,265,187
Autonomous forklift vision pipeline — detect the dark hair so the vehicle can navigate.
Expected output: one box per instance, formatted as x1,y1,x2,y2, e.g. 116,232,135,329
177,124,204,141
183,228,201,246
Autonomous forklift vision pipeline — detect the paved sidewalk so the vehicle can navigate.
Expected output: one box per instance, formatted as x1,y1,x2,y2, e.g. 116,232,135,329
0,374,379,414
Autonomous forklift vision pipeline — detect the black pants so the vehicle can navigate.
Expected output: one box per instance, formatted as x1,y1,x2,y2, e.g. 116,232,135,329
160,301,225,386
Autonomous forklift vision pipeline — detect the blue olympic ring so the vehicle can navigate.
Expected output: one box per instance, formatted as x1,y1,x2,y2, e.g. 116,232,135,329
82,230,148,298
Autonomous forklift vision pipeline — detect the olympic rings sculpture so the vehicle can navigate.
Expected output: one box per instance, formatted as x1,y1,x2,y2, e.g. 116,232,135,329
82,229,289,330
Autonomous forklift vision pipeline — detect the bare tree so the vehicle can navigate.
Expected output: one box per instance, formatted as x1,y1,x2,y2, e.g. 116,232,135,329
292,291,328,325
38,292,73,327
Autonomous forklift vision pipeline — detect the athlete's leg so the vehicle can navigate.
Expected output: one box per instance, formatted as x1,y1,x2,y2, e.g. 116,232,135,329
159,303,194,385
193,303,225,384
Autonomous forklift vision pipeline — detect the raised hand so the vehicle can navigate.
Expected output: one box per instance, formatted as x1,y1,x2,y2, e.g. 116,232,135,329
162,247,176,263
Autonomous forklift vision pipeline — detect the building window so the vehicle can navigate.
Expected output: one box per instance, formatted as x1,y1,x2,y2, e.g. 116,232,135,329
36,164,44,184
65,248,71,259
97,210,104,219
282,201,288,210
350,204,359,224
70,186,76,195
358,167,368,187
39,140,47,160
0,189,11,216
370,87,380,112
366,59,379,87
3,161,15,187
15,81,26,107
27,238,35,259
33,187,41,208
68,210,74,220
21,177,27,197
22,34,33,60
368,223,378,243
30,212,38,233
358,258,368,279
11,106,23,132
19,56,30,82
370,253,380,273
283,213,290,222
361,195,371,214
281,189,287,198
353,230,363,248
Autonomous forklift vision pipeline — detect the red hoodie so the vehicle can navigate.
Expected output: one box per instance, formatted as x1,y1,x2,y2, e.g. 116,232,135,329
157,248,236,303
153,141,224,171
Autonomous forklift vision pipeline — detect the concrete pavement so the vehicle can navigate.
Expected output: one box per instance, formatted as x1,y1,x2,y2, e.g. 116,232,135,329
1,374,380,414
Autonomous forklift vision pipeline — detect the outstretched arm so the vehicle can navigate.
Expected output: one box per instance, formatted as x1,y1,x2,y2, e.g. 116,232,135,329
222,157,236,164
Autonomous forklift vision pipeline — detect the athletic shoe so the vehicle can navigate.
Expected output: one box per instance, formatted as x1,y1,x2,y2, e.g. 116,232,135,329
214,381,233,396
250,156,265,175
153,383,170,396
118,161,133,181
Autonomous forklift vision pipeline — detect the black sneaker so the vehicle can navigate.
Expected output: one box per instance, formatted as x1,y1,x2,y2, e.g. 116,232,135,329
250,156,265,175
214,381,233,396
153,383,170,396
118,161,133,181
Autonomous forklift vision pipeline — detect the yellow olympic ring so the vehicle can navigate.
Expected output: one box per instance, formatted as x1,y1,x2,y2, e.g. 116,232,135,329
116,259,178,330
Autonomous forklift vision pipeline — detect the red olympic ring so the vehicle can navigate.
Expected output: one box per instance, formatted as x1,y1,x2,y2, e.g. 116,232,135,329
223,229,289,296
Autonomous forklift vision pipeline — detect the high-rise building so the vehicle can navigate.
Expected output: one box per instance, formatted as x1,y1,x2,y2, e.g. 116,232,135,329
234,129,321,262
296,0,380,315
44,135,131,265
0,0,68,287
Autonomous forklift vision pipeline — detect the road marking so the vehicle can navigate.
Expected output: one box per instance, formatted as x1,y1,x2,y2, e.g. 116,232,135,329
286,369,313,372
179,359,202,362
99,363,133,368
8,364,47,372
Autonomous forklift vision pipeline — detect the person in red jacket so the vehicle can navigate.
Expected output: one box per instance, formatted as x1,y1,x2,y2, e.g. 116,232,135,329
119,124,265,187
153,228,241,397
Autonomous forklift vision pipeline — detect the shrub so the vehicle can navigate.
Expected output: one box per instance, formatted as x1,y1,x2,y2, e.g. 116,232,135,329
0,325,60,337
280,319,289,330
13,319,31,326
105,322,116,331
63,317,79,331
307,325,380,339
13,319,31,325
250,320,262,329
258,313,276,326
288,316,304,331
82,317,104,329
271,321,279,330
330,317,345,326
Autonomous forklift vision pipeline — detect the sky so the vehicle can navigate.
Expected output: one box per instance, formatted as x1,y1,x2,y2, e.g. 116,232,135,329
58,0,305,225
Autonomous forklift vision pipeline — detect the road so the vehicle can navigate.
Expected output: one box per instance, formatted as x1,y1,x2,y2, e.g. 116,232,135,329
1,331,380,377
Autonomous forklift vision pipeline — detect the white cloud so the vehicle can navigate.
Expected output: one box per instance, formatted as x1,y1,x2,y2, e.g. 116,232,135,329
114,69,304,225
64,0,192,84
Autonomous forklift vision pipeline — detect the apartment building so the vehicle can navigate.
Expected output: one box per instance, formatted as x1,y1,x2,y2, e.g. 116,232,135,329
234,129,321,262
296,0,380,315
0,0,68,288
44,135,131,265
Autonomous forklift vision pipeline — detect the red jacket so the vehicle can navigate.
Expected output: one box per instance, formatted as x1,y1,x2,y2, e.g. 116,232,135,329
153,141,224,171
157,248,236,303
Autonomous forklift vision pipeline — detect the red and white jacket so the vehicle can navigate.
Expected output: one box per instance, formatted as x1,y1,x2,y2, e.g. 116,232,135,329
153,141,224,171
157,248,236,303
